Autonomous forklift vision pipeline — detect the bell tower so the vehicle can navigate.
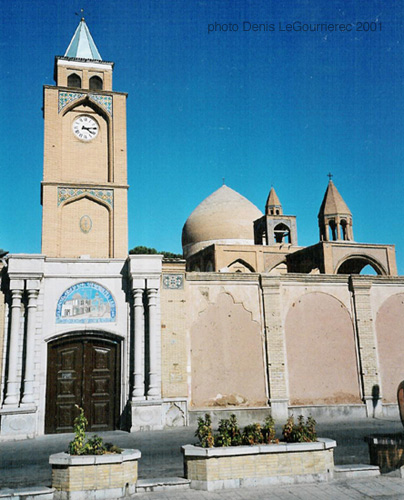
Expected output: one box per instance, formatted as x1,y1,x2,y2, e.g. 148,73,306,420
41,19,128,258
318,179,353,242
254,187,297,246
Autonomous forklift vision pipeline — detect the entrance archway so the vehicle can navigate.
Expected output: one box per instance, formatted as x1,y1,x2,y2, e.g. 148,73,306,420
45,334,121,434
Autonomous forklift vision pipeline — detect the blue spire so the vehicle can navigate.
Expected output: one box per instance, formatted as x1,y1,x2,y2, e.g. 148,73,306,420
64,19,102,60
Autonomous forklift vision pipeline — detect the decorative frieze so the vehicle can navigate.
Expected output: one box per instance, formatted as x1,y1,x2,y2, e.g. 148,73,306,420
58,187,113,207
58,91,113,115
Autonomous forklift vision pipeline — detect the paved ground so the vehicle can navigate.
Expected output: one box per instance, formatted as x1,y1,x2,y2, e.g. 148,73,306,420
134,476,404,499
1,416,404,498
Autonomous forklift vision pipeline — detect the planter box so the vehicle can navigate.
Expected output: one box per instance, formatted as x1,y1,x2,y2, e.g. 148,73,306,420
182,438,336,491
365,435,404,473
49,449,141,500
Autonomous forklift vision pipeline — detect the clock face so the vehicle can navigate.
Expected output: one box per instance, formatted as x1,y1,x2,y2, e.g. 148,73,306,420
72,115,99,141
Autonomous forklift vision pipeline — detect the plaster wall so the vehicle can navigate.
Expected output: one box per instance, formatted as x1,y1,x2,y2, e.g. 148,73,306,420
284,290,361,405
185,275,267,408
375,292,404,402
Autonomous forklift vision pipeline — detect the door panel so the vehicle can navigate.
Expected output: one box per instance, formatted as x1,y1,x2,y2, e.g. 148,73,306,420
45,336,120,434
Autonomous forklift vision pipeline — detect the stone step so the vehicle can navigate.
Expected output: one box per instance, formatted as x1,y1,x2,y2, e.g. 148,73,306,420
0,486,55,500
136,477,191,492
334,464,380,479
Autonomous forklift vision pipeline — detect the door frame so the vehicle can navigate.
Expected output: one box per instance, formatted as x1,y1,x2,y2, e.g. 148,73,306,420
45,331,122,434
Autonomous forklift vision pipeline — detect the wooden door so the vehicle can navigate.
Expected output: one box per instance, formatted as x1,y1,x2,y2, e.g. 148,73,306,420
45,336,120,434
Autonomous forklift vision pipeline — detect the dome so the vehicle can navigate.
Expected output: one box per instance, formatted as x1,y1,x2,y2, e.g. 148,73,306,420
182,185,262,257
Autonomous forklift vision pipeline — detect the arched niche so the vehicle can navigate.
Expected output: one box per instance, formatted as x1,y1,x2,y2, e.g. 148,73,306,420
227,259,255,273
61,98,111,183
190,293,267,408
376,293,404,402
59,195,111,258
285,292,361,405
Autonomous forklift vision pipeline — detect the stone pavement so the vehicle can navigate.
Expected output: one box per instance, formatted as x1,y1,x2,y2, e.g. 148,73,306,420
134,476,404,499
1,416,404,498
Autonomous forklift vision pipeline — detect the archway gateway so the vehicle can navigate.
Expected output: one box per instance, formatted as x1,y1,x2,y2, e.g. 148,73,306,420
45,334,121,434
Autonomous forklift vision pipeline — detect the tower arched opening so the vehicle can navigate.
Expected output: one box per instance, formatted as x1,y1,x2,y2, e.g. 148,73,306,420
336,256,385,275
67,73,82,88
89,75,103,90
274,223,291,244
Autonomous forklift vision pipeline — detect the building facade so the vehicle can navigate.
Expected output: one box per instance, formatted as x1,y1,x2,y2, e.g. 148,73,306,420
1,20,404,439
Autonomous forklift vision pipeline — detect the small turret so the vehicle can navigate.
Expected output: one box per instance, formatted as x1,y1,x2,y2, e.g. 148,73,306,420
265,187,283,216
318,179,353,242
254,186,297,246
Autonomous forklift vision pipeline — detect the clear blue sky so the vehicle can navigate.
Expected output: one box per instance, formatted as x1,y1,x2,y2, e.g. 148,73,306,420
1,1,404,272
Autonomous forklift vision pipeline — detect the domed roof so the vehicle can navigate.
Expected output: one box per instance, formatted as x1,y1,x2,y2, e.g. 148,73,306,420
182,185,262,257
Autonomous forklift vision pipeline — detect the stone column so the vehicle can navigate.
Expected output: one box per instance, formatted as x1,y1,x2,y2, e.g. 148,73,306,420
21,282,40,404
261,277,289,420
350,277,382,417
3,281,24,406
132,288,145,399
336,217,341,240
147,288,160,398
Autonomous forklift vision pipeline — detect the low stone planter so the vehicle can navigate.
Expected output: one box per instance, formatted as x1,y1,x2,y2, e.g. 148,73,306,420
49,449,141,500
365,434,404,473
182,438,336,491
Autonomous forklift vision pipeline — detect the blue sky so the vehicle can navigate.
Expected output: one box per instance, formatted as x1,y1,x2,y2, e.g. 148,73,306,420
1,1,404,272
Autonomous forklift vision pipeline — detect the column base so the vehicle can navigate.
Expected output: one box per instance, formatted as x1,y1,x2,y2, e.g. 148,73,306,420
270,399,289,420
364,396,383,418
130,399,189,431
0,405,37,439
130,400,163,432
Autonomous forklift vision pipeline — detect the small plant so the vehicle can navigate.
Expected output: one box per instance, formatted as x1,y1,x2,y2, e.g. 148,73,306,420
282,415,317,443
195,414,215,448
82,435,107,455
215,414,242,447
242,423,264,445
68,405,122,455
262,415,278,444
68,405,88,455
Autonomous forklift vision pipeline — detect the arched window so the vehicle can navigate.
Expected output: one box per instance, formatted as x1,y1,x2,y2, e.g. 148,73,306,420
328,220,337,241
340,219,348,240
274,223,290,244
89,76,103,90
67,73,81,88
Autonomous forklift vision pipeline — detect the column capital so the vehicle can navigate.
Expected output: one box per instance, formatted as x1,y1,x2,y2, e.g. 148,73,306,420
26,279,41,291
10,280,24,291
131,278,146,290
350,277,372,292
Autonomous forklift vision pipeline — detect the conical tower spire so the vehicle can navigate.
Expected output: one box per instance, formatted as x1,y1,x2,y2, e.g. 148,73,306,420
265,187,283,215
65,19,102,60
318,180,353,242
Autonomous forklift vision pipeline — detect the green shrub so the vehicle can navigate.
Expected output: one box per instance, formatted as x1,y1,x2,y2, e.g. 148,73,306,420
242,423,264,445
262,415,278,444
195,414,215,448
282,415,317,443
215,414,242,447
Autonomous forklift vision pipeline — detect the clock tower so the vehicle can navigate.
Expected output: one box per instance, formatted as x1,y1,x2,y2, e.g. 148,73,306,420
41,19,128,258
